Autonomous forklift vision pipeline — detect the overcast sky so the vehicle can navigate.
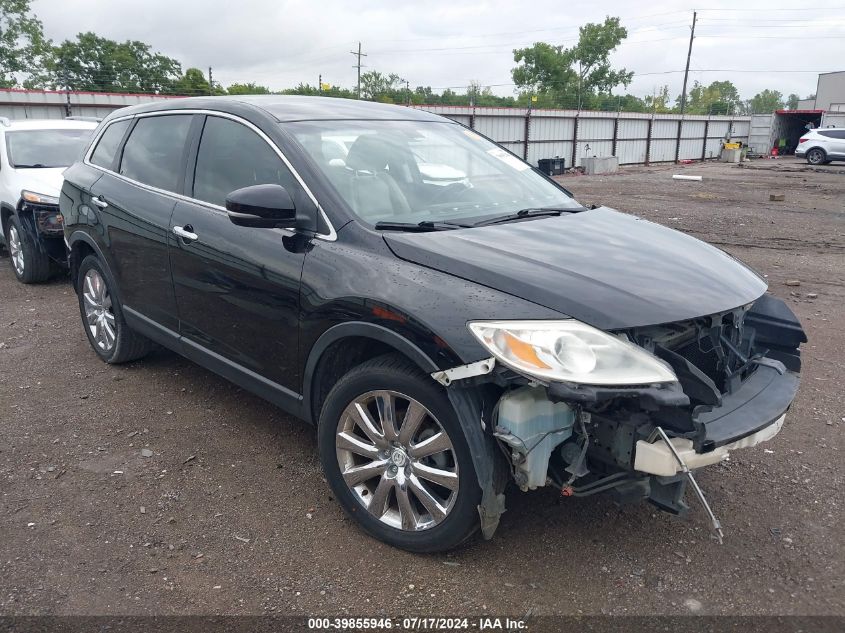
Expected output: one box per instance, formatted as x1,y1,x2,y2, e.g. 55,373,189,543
31,0,845,101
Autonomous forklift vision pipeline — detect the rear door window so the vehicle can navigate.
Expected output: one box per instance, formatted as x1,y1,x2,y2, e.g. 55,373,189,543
119,115,193,193
192,116,296,207
90,119,131,169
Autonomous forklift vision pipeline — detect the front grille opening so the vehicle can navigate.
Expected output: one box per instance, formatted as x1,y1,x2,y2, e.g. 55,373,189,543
631,308,758,396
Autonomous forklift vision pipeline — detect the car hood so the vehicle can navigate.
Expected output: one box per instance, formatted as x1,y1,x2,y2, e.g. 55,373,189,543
7,167,65,199
383,207,768,330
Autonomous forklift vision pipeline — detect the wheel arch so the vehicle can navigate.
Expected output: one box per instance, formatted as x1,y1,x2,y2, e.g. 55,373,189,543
806,146,828,160
303,322,442,425
0,202,15,237
67,231,110,293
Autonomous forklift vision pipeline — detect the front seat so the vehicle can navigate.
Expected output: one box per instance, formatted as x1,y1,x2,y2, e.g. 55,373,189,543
344,135,413,220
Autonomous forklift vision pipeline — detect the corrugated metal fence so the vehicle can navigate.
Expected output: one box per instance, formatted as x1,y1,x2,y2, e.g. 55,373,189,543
1,89,754,168
0,88,179,120
413,105,751,167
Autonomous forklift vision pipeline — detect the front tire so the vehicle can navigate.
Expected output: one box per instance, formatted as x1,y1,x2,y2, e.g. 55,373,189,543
4,215,51,283
318,354,480,552
806,148,826,165
76,254,153,363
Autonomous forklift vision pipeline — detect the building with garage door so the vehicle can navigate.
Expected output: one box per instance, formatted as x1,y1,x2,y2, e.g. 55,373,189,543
747,70,845,156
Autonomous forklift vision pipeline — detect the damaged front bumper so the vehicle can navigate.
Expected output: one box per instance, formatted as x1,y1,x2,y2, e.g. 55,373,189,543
634,413,786,477
439,293,806,541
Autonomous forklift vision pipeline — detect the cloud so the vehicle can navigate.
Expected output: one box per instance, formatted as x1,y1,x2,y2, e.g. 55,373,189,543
32,0,842,100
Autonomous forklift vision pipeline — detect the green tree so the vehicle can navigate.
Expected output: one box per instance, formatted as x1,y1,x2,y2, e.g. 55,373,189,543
359,71,405,102
0,0,50,87
45,32,181,93
680,80,743,115
591,93,646,112
466,80,516,107
280,82,357,99
227,82,271,95
412,85,437,104
785,93,800,110
512,17,633,109
440,88,466,106
643,85,673,113
174,67,210,95
747,89,784,114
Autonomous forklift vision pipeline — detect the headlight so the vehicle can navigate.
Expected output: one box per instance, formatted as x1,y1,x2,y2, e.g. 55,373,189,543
21,190,59,205
468,320,678,385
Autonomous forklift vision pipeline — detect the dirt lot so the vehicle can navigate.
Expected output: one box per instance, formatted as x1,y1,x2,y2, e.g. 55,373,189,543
0,160,842,619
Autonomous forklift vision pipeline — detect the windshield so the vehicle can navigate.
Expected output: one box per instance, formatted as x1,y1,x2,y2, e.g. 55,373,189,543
288,120,581,226
5,129,93,168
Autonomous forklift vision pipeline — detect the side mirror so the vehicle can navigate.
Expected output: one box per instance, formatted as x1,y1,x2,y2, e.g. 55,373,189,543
225,184,296,229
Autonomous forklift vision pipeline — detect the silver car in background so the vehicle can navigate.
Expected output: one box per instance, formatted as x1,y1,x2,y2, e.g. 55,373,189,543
795,127,845,165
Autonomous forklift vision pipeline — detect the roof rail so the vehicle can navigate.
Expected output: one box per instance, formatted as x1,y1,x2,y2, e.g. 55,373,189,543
0,116,11,127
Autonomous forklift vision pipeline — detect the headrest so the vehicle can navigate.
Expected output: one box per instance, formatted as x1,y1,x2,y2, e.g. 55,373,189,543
345,134,401,172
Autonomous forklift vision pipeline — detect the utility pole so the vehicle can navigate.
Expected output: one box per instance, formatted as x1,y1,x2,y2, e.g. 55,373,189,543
406,79,410,106
208,66,213,95
679,11,697,116
318,74,322,94
350,42,367,99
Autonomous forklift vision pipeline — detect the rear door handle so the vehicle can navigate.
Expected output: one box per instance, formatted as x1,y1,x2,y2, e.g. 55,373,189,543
91,195,108,209
173,225,199,242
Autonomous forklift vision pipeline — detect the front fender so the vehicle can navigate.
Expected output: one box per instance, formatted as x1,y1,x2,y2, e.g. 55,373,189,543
302,320,448,424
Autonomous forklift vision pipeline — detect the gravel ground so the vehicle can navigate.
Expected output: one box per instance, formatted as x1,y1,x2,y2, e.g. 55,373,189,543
0,159,842,618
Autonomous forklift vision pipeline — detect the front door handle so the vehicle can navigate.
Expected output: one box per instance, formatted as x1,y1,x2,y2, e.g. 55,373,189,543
173,225,199,242
91,195,108,209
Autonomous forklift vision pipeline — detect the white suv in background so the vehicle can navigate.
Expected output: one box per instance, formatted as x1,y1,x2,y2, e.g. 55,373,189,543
0,118,97,283
796,127,845,165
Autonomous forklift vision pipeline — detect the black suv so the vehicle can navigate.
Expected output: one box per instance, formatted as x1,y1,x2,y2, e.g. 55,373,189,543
62,97,805,552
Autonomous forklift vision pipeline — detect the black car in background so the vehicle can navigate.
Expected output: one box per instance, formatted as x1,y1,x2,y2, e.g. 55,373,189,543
61,97,805,551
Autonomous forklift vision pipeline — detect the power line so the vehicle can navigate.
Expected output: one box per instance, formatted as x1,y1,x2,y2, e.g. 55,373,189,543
699,18,845,25
367,23,692,55
426,68,834,91
696,5,845,10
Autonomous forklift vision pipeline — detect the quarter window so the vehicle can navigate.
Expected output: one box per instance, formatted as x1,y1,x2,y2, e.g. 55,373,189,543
192,116,296,207
818,130,845,139
89,119,131,169
119,115,193,193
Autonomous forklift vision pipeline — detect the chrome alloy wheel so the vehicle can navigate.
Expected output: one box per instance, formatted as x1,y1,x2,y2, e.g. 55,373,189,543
82,269,116,352
335,390,459,531
8,225,24,276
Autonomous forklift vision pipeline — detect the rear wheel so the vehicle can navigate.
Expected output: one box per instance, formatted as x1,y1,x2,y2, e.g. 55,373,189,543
318,354,480,552
806,148,826,165
77,254,153,363
4,215,51,283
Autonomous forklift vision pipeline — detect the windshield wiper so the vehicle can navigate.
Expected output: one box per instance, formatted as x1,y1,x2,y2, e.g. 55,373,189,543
469,207,580,227
374,220,468,232
14,163,49,168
